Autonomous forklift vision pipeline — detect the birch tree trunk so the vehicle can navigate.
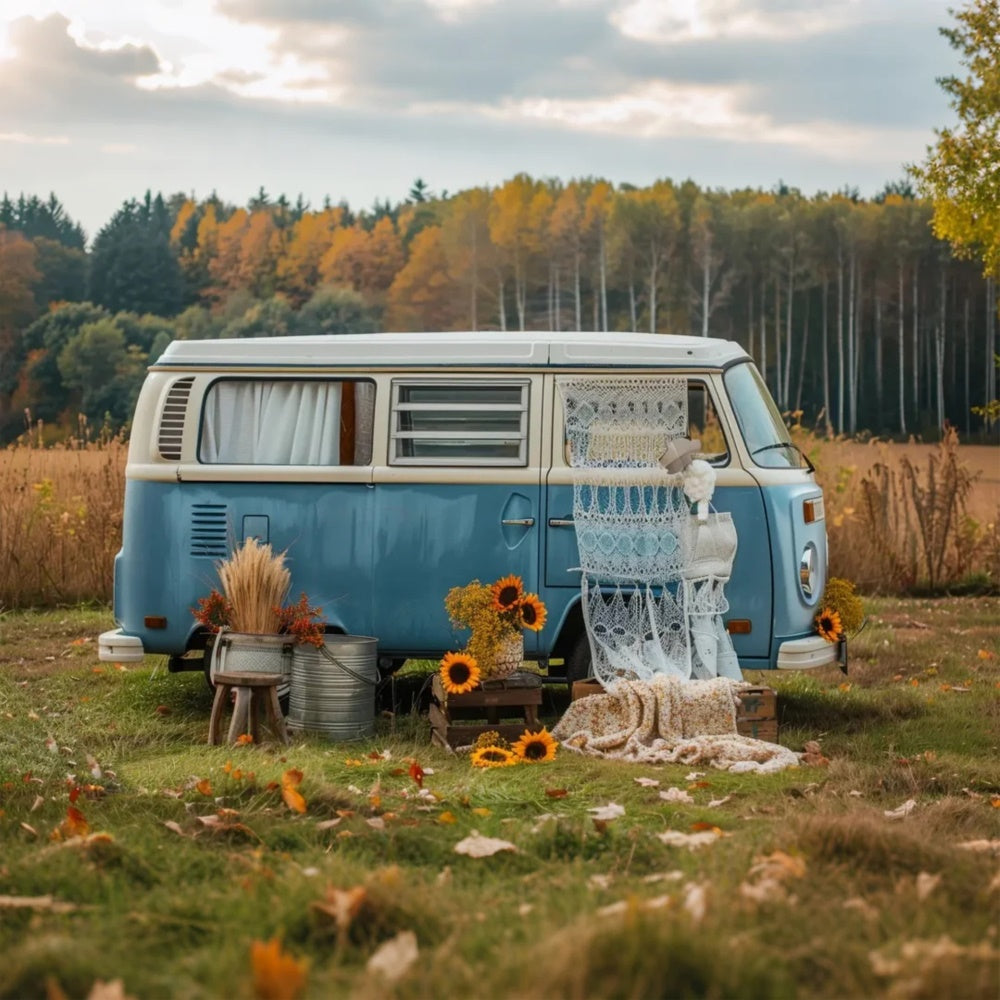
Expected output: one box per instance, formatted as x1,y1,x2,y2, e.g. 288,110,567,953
987,278,997,426
822,279,831,434
649,246,659,333
574,253,582,331
759,279,768,390
498,277,507,332
702,248,711,336
963,296,970,434
783,256,794,407
898,262,906,435
936,265,946,429
875,295,883,427
836,243,845,434
912,271,919,428
794,284,810,412
599,230,608,332
774,277,783,406
847,250,857,434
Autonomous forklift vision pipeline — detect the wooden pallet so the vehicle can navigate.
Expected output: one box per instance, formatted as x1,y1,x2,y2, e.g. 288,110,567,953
430,671,543,750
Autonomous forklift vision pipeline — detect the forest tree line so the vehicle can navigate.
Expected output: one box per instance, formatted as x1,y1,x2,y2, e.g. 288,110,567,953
0,177,997,445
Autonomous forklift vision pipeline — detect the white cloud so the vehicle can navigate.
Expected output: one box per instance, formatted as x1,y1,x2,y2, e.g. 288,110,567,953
610,0,865,43
460,80,928,163
0,130,70,145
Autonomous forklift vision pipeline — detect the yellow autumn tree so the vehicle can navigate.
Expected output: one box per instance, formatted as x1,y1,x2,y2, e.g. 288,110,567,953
440,187,493,330
208,208,250,302
360,216,404,295
275,207,343,307
583,180,614,331
489,174,545,330
549,182,587,330
319,225,369,292
386,226,460,331
237,210,283,299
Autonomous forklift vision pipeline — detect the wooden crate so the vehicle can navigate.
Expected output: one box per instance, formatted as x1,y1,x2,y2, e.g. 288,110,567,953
430,672,543,750
736,686,778,743
571,679,605,701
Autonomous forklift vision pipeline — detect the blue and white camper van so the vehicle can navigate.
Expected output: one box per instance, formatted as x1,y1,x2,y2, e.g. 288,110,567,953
98,331,840,680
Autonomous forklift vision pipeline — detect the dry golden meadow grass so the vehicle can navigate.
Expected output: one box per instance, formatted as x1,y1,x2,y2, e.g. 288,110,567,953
0,439,126,608
0,432,996,607
0,597,997,999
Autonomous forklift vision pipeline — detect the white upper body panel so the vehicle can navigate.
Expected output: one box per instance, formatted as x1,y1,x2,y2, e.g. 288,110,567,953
153,331,750,371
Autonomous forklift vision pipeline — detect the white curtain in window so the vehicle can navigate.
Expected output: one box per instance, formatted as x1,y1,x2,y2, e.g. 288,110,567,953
201,381,343,465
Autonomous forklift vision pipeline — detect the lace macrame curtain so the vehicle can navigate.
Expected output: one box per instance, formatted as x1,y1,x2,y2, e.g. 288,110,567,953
557,376,741,686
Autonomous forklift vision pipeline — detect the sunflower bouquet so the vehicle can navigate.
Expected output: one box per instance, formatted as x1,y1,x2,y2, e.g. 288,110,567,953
469,728,558,768
439,574,546,690
814,576,865,644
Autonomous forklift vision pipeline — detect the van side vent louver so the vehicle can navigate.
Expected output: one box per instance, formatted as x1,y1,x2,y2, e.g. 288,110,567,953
157,377,195,460
190,504,228,558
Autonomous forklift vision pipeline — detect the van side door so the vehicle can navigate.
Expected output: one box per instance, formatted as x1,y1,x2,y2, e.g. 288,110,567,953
542,374,773,666
371,376,544,658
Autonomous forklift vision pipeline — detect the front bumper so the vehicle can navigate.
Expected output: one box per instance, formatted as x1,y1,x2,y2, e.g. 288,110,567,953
776,634,844,670
98,629,146,663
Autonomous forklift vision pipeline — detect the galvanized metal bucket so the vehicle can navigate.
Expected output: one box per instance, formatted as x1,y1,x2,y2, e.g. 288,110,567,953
210,632,293,698
287,635,378,741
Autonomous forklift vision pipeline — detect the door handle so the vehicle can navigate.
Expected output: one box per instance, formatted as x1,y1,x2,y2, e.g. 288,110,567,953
501,517,535,526
548,518,574,527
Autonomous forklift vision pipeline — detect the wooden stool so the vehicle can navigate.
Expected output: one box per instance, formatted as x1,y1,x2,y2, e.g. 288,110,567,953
208,672,289,746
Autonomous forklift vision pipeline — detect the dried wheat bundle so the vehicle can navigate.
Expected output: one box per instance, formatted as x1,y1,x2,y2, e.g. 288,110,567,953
216,537,291,634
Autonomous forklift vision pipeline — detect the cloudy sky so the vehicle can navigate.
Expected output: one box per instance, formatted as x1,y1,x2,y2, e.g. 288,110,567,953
0,0,960,241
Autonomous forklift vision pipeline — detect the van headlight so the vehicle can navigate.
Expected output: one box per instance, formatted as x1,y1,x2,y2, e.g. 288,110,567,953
799,542,817,598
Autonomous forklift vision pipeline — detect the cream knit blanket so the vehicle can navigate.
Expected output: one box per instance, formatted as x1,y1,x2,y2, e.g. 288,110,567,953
551,675,800,774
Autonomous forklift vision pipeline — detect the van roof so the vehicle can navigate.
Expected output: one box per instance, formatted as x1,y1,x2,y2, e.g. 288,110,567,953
155,330,750,369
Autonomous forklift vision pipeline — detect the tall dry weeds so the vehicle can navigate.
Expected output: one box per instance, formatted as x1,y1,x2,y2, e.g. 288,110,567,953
856,427,979,592
215,537,291,634
803,425,996,593
0,424,126,608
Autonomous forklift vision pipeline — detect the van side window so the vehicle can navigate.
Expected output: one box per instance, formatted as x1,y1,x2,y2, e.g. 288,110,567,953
687,381,729,466
390,380,529,466
559,379,729,466
199,379,375,465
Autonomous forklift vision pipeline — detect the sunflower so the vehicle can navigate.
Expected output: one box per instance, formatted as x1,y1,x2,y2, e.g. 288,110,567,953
518,593,547,632
815,607,844,643
439,651,481,694
490,574,524,613
470,746,518,768
512,727,558,763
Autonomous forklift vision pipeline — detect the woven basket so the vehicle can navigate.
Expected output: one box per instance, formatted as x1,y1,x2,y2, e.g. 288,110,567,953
490,632,524,680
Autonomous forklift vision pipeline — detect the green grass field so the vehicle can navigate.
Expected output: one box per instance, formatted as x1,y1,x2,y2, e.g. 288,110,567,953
1,598,998,999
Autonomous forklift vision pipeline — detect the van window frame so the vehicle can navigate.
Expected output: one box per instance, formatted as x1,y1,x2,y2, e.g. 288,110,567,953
389,378,530,467
554,375,731,469
196,375,377,468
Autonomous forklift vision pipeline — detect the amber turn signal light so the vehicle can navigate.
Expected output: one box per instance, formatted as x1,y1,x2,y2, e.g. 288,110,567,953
144,616,167,629
803,497,825,524
725,619,752,634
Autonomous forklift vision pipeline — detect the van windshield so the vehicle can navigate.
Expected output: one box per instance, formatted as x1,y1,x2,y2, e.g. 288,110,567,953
724,362,805,469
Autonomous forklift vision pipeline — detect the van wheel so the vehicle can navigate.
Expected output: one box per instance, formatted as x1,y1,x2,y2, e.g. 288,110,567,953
565,632,593,686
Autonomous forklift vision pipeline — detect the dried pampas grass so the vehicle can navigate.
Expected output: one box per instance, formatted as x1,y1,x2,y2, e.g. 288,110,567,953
216,537,291,634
